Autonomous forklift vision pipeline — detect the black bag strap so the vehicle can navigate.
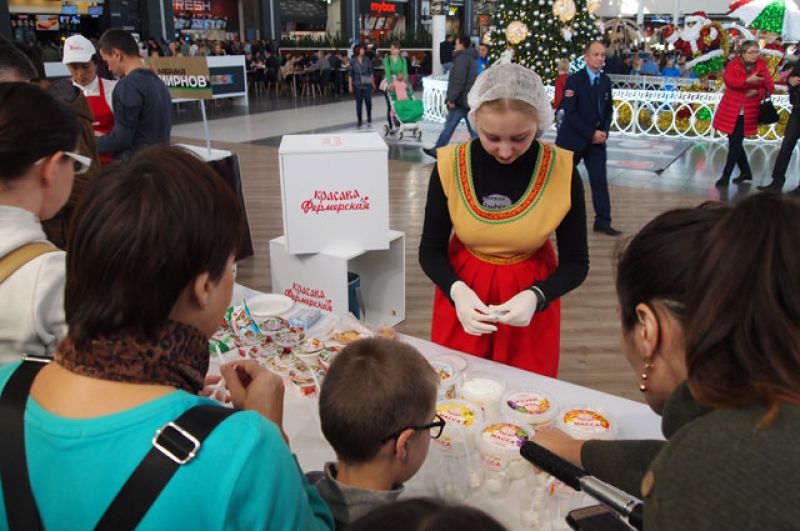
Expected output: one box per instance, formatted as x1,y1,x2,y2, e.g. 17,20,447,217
0,359,237,531
94,405,236,531
0,357,49,531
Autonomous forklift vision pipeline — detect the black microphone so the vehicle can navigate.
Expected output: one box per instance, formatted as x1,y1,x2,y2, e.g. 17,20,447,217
520,440,644,530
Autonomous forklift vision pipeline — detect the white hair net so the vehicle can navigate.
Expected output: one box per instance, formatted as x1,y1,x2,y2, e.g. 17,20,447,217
467,63,554,136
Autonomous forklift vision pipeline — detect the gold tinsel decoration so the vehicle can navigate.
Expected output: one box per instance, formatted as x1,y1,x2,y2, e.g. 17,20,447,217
586,0,601,14
552,0,577,23
505,20,530,45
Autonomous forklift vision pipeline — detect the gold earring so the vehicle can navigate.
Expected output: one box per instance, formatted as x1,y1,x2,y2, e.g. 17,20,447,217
639,361,653,393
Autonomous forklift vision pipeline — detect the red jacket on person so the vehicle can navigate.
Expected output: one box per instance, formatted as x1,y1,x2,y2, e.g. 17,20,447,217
712,57,774,136
553,73,568,109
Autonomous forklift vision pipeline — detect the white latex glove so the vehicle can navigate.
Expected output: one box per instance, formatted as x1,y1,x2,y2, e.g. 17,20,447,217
450,281,498,336
489,290,538,327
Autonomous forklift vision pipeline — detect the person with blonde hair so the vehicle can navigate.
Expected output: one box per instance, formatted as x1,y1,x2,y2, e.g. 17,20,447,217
419,64,588,375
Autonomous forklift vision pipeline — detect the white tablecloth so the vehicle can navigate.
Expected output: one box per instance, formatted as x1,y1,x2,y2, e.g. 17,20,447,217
228,284,661,530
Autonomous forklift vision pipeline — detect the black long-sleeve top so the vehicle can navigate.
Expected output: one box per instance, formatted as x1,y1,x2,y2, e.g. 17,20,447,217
418,140,589,306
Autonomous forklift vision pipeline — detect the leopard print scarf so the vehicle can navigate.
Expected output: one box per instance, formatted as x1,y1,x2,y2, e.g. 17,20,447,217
55,321,209,394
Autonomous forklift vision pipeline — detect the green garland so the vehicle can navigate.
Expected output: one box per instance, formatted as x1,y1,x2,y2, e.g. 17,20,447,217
693,55,725,78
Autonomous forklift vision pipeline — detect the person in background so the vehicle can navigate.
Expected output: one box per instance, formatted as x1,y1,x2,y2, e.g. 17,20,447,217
347,499,508,531
759,57,800,194
383,41,409,125
329,51,344,93
640,53,659,75
533,203,728,495
62,35,117,166
0,145,335,529
713,40,773,188
553,58,570,109
605,43,622,75
661,56,681,78
180,39,191,57
660,56,681,90
388,72,410,101
0,41,100,248
439,34,454,74
308,338,439,529
95,28,172,160
556,41,621,236
630,55,643,75
423,36,479,159
211,41,226,56
420,51,432,75
477,44,491,73
0,83,83,363
348,44,376,126
620,53,633,75
643,193,800,529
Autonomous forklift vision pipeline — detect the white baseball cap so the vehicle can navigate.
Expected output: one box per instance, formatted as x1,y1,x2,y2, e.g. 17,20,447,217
62,35,96,64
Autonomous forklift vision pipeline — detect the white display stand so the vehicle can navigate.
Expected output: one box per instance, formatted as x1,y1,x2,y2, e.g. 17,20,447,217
270,230,405,326
278,133,390,255
176,143,230,161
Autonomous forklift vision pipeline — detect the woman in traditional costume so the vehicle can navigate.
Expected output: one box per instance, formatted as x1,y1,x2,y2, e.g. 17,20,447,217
419,64,589,376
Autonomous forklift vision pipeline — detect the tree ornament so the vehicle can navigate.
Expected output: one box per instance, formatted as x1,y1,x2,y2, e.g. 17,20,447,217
505,20,530,44
586,0,601,14
561,26,574,41
552,0,577,22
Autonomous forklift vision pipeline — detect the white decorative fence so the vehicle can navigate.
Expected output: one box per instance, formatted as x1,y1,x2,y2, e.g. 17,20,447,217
606,74,702,90
422,75,792,143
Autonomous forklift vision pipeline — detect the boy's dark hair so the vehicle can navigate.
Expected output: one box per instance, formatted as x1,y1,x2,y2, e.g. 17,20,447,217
98,28,140,57
65,145,243,343
0,42,38,81
319,338,438,463
347,498,508,531
0,83,79,182
456,35,471,48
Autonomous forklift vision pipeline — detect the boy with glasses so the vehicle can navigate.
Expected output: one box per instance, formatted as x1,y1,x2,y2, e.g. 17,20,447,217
310,338,441,529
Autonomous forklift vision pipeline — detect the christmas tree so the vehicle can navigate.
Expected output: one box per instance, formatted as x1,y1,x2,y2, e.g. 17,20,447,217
487,0,602,83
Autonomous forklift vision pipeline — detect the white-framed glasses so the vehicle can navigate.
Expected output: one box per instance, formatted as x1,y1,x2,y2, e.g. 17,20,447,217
34,151,92,175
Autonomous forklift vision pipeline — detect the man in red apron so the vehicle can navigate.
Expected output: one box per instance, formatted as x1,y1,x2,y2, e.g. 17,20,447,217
63,35,116,166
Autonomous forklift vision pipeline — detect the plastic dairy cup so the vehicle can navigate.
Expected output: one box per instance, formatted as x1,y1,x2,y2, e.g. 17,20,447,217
294,338,325,368
289,362,325,398
318,347,339,371
264,348,299,385
558,406,617,441
502,389,557,429
430,357,463,401
457,371,506,417
476,419,533,494
434,399,484,456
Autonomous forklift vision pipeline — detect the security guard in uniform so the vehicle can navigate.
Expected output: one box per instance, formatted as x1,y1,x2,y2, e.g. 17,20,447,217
556,41,620,236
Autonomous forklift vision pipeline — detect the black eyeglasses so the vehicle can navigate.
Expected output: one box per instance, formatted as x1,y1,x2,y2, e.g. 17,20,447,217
379,414,446,445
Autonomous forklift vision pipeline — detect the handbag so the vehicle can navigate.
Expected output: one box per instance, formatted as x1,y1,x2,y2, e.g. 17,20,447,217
0,358,237,530
759,96,779,125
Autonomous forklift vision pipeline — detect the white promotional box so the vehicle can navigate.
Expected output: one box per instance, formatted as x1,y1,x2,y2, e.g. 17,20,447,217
269,230,405,326
278,133,390,255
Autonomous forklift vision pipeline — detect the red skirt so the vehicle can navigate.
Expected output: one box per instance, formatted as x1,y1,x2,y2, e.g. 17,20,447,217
431,238,560,377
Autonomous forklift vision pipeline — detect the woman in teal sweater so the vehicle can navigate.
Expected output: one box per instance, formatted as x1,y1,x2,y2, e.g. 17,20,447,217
0,145,334,530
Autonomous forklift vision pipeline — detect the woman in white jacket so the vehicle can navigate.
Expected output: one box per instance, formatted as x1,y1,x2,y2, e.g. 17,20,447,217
0,83,87,363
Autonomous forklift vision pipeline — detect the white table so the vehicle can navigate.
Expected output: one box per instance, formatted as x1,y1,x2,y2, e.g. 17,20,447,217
227,285,662,530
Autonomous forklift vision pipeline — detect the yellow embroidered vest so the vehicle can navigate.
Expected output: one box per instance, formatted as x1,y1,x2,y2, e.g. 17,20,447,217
437,140,573,262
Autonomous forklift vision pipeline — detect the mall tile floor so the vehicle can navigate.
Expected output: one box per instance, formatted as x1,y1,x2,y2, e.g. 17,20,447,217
174,90,800,199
